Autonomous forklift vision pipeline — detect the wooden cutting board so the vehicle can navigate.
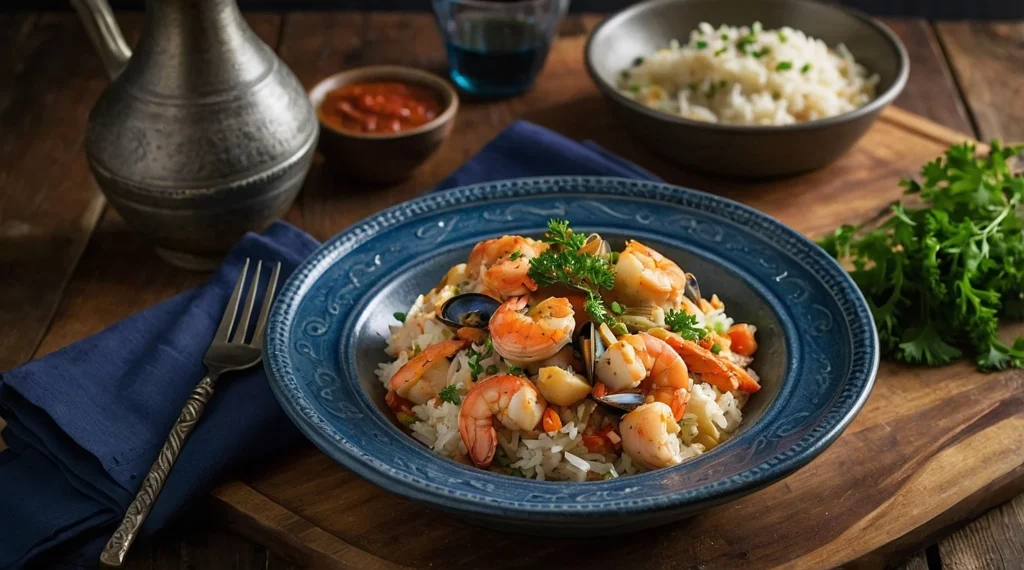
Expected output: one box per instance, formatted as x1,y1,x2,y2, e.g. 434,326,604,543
203,107,1024,570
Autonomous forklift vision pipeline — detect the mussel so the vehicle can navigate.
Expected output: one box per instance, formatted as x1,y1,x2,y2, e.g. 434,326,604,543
618,303,665,333
684,272,701,306
437,293,501,329
592,392,646,413
574,321,647,414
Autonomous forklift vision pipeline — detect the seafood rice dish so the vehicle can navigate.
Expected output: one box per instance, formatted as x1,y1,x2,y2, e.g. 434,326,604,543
375,220,761,481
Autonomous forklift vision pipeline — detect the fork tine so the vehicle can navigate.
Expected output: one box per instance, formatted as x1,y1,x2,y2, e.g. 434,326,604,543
215,258,250,342
250,261,281,349
230,260,263,344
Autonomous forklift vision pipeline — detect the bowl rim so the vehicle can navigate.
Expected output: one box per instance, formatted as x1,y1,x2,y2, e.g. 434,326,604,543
264,176,880,520
308,65,460,140
584,0,910,133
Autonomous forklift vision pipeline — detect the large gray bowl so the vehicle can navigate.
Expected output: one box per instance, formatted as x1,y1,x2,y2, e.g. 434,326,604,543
585,0,909,178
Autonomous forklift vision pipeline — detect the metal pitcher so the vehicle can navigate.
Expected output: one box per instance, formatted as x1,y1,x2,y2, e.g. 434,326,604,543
72,0,318,270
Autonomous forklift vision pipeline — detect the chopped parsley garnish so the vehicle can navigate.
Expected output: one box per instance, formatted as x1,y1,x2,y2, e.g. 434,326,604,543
438,385,461,405
735,34,757,54
752,47,771,58
393,312,407,323
509,250,524,261
819,141,1024,370
466,347,485,380
611,301,625,315
714,47,728,57
632,56,644,67
508,365,525,377
664,309,708,342
776,61,793,71
801,63,812,73
529,219,619,327
696,40,708,49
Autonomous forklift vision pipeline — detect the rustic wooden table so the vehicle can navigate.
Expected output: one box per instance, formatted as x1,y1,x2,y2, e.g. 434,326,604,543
2,10,1022,570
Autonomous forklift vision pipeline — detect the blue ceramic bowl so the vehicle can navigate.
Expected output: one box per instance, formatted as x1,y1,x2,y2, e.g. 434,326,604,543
264,177,878,535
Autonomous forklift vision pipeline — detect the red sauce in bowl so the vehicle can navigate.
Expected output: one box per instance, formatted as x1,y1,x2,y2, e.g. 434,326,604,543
318,81,444,134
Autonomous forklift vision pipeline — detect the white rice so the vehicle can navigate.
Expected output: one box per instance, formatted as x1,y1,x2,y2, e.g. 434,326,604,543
618,22,878,125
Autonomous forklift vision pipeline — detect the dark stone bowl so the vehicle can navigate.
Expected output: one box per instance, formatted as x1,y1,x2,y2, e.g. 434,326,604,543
585,0,909,178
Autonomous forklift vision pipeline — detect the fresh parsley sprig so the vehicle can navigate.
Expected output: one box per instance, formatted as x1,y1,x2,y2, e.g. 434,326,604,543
528,219,619,327
819,141,1024,370
438,385,461,405
665,309,709,342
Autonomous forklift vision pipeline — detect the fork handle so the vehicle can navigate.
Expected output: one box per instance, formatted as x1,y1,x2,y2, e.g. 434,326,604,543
100,374,218,568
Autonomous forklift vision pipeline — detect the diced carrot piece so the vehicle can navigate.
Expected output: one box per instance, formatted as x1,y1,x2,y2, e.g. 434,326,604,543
582,435,613,454
542,408,562,433
592,382,608,398
727,324,758,357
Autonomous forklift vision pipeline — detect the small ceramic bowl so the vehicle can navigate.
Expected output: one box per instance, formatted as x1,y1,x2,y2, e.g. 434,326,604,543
309,66,459,183
585,0,909,178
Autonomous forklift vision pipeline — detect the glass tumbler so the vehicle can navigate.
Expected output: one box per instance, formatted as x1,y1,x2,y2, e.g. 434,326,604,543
432,0,570,98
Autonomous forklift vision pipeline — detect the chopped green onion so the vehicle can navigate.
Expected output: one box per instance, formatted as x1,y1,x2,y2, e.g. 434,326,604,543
696,40,708,49
687,81,699,91
508,365,525,377
753,47,771,58
778,31,788,43
776,61,793,71
632,56,644,67
771,90,781,99
627,84,641,93
720,33,729,41
393,312,407,323
718,79,727,88
801,63,812,73
714,47,728,57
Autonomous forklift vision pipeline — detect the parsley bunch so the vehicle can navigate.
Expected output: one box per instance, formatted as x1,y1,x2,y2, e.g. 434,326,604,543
819,141,1024,370
528,219,619,327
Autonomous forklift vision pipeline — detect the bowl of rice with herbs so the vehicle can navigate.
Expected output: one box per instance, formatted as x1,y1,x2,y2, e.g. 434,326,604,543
585,0,908,177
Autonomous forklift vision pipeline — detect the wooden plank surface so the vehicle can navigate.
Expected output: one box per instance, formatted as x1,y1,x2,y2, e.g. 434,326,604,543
936,21,1024,144
2,10,1022,570
939,494,1024,570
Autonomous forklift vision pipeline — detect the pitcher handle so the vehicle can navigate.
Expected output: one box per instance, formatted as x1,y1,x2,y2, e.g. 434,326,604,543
71,0,132,80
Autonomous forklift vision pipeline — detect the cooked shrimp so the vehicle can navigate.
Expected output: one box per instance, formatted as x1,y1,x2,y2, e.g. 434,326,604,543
389,339,468,405
459,374,547,467
489,296,575,363
467,236,547,298
619,402,686,469
650,328,761,393
595,332,691,420
611,240,687,308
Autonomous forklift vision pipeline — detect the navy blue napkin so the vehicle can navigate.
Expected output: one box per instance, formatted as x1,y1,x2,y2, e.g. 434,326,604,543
0,119,655,569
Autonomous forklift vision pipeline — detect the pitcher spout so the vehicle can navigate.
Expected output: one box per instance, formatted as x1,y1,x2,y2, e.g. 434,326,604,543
71,0,131,79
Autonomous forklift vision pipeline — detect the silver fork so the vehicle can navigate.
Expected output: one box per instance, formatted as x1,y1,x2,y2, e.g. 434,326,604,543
100,258,281,568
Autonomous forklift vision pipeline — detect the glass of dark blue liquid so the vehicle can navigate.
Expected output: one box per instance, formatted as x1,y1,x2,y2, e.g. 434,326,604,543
433,0,570,98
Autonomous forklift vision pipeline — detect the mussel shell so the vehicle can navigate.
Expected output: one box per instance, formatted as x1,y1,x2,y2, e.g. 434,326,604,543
684,272,701,305
573,321,606,384
437,293,501,329
594,392,646,413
